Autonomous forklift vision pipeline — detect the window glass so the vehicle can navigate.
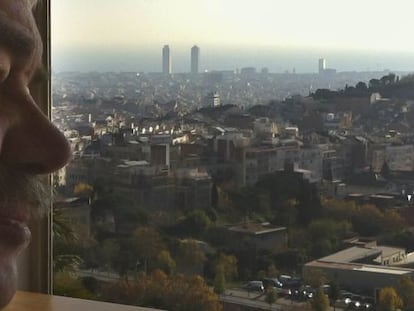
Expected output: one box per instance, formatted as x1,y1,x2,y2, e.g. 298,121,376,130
52,1,414,310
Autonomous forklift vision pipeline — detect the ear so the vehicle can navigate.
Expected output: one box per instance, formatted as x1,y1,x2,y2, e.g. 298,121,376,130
0,49,11,83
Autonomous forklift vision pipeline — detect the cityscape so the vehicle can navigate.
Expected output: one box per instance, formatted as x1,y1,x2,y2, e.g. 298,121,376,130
51,44,414,310
53,44,414,74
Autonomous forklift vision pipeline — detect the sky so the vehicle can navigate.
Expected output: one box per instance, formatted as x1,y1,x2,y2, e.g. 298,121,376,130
51,0,414,72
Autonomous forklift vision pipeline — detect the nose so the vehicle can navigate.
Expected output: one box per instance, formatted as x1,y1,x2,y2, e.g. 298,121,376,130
0,87,71,174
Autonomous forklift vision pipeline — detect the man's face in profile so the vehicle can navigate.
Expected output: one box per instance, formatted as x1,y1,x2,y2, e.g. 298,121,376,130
0,0,71,308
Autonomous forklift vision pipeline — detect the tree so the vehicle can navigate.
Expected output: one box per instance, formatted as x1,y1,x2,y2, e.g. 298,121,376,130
82,276,99,294
180,209,212,237
211,183,218,209
53,254,83,273
273,248,307,272
53,208,78,243
308,219,352,257
215,253,238,282
369,78,381,89
90,194,118,221
227,187,261,217
352,204,384,236
382,209,405,234
355,81,368,91
396,276,414,310
98,238,120,271
103,271,223,311
311,288,330,311
279,198,299,226
381,161,391,180
255,171,323,225
265,287,277,308
321,198,356,222
313,89,337,100
381,73,396,85
155,250,176,275
73,183,93,196
267,264,279,278
53,208,83,273
303,268,327,289
112,238,139,277
378,287,403,311
211,253,238,294
213,266,225,295
54,272,96,300
177,238,207,267
206,207,218,225
133,227,166,268
328,281,341,311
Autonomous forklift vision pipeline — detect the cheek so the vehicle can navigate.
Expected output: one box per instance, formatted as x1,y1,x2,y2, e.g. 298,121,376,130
0,256,17,309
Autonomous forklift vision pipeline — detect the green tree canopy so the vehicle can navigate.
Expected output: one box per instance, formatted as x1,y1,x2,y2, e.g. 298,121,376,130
214,253,238,282
396,276,414,311
311,288,330,311
265,287,277,307
378,287,403,311
133,227,166,262
155,250,176,275
102,270,222,311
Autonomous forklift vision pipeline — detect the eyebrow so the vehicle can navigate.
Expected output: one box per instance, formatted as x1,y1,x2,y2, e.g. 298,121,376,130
0,14,35,58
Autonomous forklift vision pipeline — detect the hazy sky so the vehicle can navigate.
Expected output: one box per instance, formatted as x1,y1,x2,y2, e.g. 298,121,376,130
52,0,414,51
51,0,414,72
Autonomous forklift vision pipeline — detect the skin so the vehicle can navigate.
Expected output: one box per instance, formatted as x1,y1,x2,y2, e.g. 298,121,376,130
0,0,71,308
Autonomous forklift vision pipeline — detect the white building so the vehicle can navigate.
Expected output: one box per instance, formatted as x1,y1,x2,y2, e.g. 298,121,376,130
162,45,171,74
386,145,414,171
318,58,326,74
190,45,199,74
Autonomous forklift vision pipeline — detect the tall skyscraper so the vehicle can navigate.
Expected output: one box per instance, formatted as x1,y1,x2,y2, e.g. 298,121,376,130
162,45,171,74
191,45,200,74
318,58,326,74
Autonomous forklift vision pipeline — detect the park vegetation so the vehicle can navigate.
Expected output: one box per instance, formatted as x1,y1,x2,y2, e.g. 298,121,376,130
53,164,413,310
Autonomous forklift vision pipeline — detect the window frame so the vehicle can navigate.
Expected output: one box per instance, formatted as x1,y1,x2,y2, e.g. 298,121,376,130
17,0,53,294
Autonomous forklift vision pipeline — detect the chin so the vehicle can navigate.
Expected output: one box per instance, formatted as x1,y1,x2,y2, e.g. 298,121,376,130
0,228,31,310
0,256,17,310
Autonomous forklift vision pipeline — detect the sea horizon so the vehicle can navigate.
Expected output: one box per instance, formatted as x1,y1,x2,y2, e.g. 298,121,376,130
52,46,414,74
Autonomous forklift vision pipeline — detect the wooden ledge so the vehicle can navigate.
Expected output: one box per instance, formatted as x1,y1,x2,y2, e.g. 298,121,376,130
4,291,161,311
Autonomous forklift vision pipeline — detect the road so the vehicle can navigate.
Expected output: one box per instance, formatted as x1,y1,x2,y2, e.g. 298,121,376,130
221,288,344,310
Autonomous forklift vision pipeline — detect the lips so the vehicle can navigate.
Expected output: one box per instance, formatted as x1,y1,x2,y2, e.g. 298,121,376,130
0,217,31,250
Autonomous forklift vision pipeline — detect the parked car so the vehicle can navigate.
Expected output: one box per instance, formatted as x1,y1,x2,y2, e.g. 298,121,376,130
279,275,303,289
337,291,372,309
362,297,375,309
301,285,316,299
339,291,354,306
243,281,265,292
262,277,283,289
351,295,363,308
321,284,331,295
275,286,292,296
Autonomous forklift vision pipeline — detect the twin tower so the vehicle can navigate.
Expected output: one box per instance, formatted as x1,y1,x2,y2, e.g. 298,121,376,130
162,45,199,74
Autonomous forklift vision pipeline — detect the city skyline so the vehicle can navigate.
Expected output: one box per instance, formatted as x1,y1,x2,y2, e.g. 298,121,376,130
52,45,414,74
51,0,414,73
161,44,200,74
